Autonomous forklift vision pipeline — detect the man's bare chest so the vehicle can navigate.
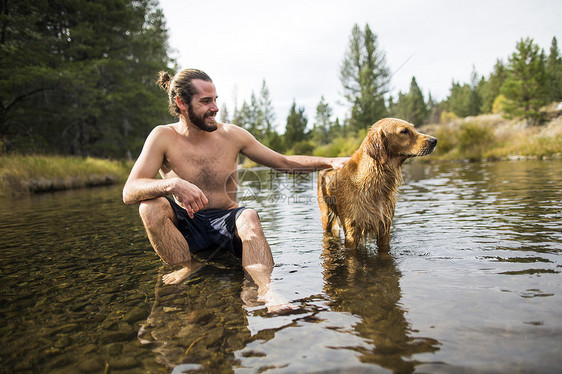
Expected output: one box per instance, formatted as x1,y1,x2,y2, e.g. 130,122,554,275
162,143,239,190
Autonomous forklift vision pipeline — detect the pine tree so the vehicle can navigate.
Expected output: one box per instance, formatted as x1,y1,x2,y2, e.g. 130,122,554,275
313,96,333,145
258,80,283,151
340,24,390,132
240,93,264,139
447,81,475,117
480,60,507,113
468,66,483,116
501,37,548,122
445,67,482,118
233,80,280,148
392,92,408,120
284,100,308,147
392,77,427,124
0,0,174,157
407,77,428,125
546,37,562,102
259,80,276,136
234,101,249,129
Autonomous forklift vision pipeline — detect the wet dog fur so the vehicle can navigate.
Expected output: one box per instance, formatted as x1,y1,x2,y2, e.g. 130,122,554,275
317,118,437,248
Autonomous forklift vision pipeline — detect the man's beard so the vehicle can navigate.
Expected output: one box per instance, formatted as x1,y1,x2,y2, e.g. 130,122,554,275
188,104,218,132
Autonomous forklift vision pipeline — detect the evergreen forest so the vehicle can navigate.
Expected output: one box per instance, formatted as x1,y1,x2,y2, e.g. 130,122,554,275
2,1,561,160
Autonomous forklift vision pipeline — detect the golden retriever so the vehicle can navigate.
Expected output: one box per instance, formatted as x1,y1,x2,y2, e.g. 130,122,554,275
317,118,437,248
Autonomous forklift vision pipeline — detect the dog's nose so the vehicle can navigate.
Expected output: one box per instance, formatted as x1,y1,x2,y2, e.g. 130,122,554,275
428,137,437,147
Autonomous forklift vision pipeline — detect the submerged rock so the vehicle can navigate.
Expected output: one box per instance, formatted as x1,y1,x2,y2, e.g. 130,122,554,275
77,357,105,373
105,342,123,356
123,306,150,322
100,330,137,344
108,356,139,370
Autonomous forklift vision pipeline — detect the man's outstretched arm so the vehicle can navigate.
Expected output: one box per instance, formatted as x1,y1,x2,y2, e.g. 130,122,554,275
227,125,348,172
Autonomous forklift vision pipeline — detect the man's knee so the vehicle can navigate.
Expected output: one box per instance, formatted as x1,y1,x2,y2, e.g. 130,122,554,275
139,198,174,229
236,209,263,238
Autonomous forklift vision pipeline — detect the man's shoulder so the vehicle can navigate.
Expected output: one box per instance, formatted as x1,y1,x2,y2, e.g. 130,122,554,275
221,122,253,139
153,123,179,134
220,122,241,132
141,124,179,155
148,123,180,140
220,122,255,148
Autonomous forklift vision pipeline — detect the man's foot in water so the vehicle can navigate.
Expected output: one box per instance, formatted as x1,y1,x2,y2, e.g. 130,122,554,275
258,286,298,313
162,260,204,285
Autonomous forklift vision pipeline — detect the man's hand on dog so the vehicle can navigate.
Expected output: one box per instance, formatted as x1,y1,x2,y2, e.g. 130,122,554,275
330,157,350,170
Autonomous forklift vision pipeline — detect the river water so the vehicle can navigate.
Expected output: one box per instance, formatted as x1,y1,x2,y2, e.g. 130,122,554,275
1,160,561,373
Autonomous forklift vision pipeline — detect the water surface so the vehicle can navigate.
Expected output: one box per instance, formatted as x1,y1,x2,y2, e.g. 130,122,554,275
1,160,561,373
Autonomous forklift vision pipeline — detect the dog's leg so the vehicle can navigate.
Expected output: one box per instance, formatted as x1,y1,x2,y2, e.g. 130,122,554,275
319,200,340,238
376,224,391,249
343,220,358,248
317,176,331,233
344,236,357,249
329,214,340,237
318,196,332,232
318,170,339,236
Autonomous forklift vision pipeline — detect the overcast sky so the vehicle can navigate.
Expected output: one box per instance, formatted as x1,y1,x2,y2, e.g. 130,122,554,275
158,0,561,130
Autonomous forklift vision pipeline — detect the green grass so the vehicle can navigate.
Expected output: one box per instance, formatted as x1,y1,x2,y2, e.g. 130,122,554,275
0,155,132,196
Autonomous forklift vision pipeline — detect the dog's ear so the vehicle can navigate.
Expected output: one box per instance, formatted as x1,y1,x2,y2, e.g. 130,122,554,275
365,127,388,164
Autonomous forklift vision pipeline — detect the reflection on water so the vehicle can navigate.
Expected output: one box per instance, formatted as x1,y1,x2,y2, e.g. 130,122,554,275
138,255,250,372
0,160,561,373
321,242,440,372
394,160,562,373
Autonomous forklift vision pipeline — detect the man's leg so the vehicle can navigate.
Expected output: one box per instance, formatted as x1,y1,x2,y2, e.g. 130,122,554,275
138,198,202,284
236,209,293,312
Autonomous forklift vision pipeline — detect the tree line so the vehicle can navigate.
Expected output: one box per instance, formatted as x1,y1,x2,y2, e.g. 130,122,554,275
230,24,562,155
1,0,173,158
2,2,560,159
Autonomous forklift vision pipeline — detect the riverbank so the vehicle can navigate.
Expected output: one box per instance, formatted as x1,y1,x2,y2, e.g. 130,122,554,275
420,108,562,161
2,109,561,196
0,155,132,197
254,108,561,167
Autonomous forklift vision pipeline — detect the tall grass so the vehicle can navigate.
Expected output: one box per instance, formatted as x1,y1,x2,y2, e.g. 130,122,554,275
486,133,562,159
0,155,132,196
429,119,562,161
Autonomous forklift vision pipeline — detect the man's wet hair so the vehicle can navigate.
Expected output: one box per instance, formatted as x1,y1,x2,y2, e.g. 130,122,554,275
157,69,212,117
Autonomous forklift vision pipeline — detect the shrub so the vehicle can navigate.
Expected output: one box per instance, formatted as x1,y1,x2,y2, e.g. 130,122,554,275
313,135,363,157
431,126,457,157
289,140,315,155
457,122,496,159
492,94,507,114
440,111,459,124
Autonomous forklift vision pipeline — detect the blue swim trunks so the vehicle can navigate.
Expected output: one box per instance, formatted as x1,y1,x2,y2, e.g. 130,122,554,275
165,197,246,258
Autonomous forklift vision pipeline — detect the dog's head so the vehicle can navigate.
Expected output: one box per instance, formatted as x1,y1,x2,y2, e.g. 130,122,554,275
363,118,437,164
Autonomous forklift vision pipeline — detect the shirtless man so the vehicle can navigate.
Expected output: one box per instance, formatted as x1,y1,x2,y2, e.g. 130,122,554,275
123,69,346,309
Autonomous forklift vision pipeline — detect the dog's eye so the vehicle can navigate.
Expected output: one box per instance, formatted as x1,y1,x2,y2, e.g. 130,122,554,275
400,128,410,135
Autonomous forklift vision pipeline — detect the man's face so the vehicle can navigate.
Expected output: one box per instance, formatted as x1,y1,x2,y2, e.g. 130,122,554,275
187,79,219,132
